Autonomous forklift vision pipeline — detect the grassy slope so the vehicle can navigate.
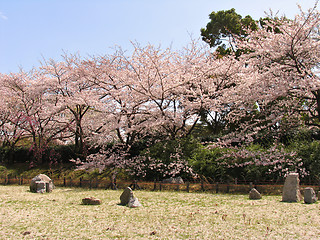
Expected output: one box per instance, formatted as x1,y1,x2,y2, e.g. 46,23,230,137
0,186,319,239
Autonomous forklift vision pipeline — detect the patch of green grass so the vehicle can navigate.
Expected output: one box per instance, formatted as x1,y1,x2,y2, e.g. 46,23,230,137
0,186,319,239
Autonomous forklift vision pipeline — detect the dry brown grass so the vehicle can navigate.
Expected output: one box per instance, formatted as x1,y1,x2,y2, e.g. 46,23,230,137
0,185,319,239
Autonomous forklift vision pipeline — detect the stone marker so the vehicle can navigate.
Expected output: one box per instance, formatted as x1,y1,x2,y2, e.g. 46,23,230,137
82,197,102,205
304,187,317,204
120,187,142,207
249,188,262,200
120,187,134,206
282,173,301,202
30,174,54,193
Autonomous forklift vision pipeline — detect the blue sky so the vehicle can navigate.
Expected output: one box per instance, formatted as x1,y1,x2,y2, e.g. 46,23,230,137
0,0,318,73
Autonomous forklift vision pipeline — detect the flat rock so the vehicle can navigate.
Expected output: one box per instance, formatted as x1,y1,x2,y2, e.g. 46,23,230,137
82,197,102,205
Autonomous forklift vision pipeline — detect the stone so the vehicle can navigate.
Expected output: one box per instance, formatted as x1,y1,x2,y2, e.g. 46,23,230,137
36,181,46,194
282,173,301,202
249,188,262,200
162,177,184,184
30,174,54,193
119,187,142,207
82,197,102,205
304,187,317,204
22,231,31,236
120,187,134,206
128,197,142,208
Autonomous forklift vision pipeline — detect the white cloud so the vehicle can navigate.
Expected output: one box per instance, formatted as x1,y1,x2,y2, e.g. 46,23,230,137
0,11,8,20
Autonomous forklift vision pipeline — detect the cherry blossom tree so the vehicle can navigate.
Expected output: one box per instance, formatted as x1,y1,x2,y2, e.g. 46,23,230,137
0,83,16,148
218,145,308,182
88,50,152,147
40,54,103,158
75,41,244,179
4,4,320,181
216,4,320,145
207,4,320,181
0,70,69,163
101,42,244,141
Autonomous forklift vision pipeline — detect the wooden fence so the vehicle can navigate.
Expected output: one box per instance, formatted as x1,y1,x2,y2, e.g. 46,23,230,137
1,176,320,195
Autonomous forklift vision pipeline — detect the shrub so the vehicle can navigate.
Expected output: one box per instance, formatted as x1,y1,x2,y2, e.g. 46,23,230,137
293,140,320,184
139,137,202,181
219,144,307,183
189,146,228,182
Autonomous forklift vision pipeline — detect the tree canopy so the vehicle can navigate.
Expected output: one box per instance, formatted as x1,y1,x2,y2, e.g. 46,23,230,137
200,8,257,56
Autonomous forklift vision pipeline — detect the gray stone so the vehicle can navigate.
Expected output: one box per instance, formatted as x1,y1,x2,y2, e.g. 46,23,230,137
162,177,184,184
36,181,46,193
304,187,317,204
249,188,262,200
282,173,301,202
30,174,54,193
82,197,102,205
120,187,134,206
119,187,142,207
128,197,142,208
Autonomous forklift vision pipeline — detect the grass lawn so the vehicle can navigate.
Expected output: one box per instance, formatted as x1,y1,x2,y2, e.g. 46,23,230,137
0,186,319,239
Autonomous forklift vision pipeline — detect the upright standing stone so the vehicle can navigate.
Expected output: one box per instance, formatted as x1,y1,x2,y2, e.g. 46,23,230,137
120,187,134,206
249,188,262,200
282,173,301,202
119,187,142,207
304,187,317,204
